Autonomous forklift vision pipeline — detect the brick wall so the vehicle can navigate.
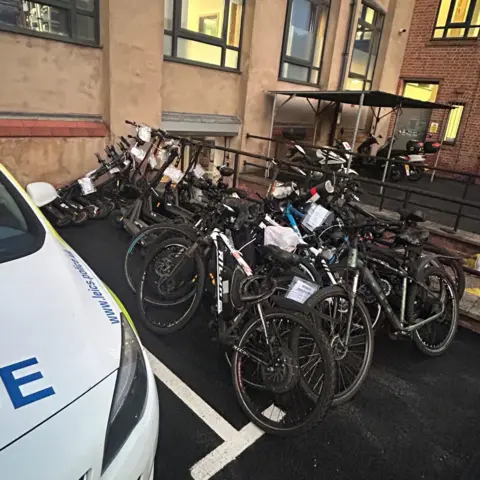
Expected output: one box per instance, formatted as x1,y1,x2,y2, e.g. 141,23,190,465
399,0,480,174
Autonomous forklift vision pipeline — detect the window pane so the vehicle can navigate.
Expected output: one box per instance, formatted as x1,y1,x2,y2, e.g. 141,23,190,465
5,2,69,37
181,0,225,39
77,0,94,12
403,82,439,102
282,62,309,82
77,14,95,42
346,77,364,90
447,27,465,36
472,0,480,25
164,33,172,56
468,27,480,36
444,105,464,142
436,0,451,27
310,69,319,84
225,48,238,68
363,6,375,24
177,37,222,65
313,6,328,67
433,28,444,38
227,0,243,47
451,0,471,23
285,0,316,61
164,0,173,30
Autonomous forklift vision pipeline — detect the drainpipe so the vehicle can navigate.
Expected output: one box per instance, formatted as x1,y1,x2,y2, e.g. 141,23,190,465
329,0,358,145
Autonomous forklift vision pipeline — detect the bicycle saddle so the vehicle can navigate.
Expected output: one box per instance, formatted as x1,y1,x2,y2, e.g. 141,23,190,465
396,227,429,246
397,208,425,223
260,245,302,267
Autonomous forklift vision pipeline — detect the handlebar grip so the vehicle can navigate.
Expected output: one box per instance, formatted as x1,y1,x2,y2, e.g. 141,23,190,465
125,120,136,126
120,136,130,146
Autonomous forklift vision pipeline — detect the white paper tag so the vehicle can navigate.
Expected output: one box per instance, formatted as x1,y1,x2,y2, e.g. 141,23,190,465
164,165,184,183
301,204,332,231
138,125,151,142
148,154,158,169
193,164,206,178
109,167,120,174
131,146,146,161
285,277,319,304
342,142,352,151
123,159,131,167
78,177,96,195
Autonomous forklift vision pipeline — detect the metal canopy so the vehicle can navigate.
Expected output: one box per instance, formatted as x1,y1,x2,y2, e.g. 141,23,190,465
268,89,452,110
162,112,241,137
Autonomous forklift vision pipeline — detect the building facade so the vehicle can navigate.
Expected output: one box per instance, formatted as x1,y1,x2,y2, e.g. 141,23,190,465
399,0,480,174
0,0,415,185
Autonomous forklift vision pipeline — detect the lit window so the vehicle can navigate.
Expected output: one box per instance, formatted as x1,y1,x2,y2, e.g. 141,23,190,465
346,3,384,91
403,82,439,102
433,0,480,39
0,0,98,45
279,0,330,85
444,104,464,144
164,0,244,70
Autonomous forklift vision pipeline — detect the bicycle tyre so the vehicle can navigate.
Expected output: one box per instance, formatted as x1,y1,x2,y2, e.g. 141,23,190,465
305,285,374,406
423,242,465,299
407,266,458,357
124,222,197,294
136,236,205,335
232,310,335,436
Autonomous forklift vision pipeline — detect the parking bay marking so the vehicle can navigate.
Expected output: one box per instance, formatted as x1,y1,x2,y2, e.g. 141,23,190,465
146,350,281,479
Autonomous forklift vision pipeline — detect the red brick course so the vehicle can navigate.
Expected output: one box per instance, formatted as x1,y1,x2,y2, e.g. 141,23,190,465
0,118,109,138
399,0,480,175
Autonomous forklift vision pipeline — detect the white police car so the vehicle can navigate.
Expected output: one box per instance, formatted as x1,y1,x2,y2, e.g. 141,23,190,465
0,164,159,479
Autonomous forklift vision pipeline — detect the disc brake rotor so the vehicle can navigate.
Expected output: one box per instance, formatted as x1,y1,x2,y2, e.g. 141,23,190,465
260,346,299,394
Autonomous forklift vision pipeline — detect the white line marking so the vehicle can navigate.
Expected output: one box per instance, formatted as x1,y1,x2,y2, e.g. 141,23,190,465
189,422,264,480
146,350,238,442
189,406,285,480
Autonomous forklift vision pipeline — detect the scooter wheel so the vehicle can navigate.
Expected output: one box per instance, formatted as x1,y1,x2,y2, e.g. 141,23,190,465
389,164,404,182
85,205,99,219
408,166,424,182
72,210,89,225
54,215,72,228
95,201,115,219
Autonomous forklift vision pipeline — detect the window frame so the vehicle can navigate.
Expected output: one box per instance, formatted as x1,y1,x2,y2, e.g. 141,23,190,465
0,0,100,47
432,0,480,40
164,0,246,72
346,2,384,91
443,103,465,145
278,0,331,86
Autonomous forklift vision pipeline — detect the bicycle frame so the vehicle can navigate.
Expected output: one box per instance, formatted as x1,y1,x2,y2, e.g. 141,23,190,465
346,240,446,333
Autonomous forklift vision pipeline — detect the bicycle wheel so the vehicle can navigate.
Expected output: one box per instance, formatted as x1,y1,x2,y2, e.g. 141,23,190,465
136,237,205,335
306,285,374,406
232,309,335,436
423,243,465,299
407,266,458,357
124,222,197,294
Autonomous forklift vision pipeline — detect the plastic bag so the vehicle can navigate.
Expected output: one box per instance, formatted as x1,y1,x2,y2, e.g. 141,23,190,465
264,225,300,252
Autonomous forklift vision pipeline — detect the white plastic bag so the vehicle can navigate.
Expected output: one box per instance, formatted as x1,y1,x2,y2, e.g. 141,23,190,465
263,226,300,252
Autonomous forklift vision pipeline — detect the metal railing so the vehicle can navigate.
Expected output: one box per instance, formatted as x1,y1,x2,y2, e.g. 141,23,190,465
245,133,480,234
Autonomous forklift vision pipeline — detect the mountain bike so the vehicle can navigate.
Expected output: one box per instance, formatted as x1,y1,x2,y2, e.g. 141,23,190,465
136,202,336,435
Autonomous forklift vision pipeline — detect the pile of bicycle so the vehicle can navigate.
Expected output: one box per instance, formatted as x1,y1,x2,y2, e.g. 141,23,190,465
49,121,463,436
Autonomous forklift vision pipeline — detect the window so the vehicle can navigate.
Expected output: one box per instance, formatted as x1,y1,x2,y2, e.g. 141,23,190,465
346,3,384,91
0,170,44,264
0,0,98,45
279,0,330,85
433,0,480,39
164,0,244,70
403,82,439,102
444,104,464,143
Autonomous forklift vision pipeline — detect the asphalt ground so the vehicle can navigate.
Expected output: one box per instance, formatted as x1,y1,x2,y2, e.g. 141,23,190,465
61,220,480,480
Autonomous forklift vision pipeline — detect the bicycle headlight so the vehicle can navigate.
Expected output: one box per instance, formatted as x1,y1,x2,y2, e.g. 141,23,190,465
102,313,148,472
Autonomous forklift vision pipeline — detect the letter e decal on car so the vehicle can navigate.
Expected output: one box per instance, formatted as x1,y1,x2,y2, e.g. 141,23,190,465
0,357,55,409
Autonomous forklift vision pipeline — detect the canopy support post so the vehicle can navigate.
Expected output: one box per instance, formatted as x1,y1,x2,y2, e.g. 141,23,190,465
347,92,364,171
266,93,277,178
379,102,402,203
430,107,449,182
312,99,321,144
